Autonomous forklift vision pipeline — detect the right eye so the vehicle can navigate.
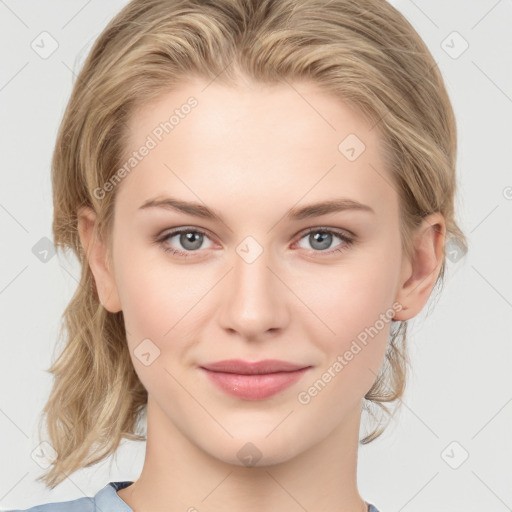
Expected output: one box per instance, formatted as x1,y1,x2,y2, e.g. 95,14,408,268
157,227,215,257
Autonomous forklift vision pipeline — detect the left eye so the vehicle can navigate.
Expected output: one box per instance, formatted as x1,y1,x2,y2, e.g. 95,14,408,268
157,227,354,258
295,228,354,254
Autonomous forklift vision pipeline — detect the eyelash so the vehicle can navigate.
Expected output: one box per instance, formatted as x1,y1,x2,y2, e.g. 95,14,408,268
155,226,355,259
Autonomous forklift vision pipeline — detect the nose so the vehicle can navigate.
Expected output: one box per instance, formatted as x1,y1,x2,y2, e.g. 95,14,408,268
217,243,289,341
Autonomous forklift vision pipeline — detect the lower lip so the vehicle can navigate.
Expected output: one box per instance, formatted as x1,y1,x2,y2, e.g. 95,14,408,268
200,367,310,400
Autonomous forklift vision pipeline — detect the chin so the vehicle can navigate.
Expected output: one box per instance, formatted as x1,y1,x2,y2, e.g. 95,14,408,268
200,432,308,469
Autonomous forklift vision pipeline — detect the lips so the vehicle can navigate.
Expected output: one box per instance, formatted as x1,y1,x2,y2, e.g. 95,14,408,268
200,359,309,374
199,359,312,400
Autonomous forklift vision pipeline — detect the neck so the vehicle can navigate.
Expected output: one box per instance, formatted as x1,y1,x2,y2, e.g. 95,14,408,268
118,397,368,512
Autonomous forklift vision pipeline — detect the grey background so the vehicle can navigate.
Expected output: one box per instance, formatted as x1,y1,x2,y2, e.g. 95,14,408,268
1,1,511,511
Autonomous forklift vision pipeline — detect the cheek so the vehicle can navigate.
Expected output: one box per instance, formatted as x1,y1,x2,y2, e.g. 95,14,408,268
310,259,399,335
114,241,201,332
113,248,213,373
116,267,167,337
302,243,401,379
114,257,196,396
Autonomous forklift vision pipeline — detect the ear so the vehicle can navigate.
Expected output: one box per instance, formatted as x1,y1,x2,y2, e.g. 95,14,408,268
393,213,446,321
77,206,122,313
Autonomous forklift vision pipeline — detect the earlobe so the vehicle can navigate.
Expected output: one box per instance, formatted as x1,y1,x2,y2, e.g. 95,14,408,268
77,206,122,313
393,213,446,322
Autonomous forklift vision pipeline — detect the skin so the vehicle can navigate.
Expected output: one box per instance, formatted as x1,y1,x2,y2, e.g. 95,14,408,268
78,76,445,512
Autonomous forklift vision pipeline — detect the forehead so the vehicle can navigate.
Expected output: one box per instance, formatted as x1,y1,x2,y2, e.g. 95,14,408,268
116,77,396,222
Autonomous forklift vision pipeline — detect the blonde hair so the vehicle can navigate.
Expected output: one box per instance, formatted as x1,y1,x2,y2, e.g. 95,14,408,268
38,0,467,488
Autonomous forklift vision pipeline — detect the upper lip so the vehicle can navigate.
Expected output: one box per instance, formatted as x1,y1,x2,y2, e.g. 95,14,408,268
200,359,310,375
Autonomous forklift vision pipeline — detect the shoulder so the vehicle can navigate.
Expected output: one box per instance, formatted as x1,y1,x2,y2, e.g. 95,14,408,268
3,496,95,512
4,481,134,512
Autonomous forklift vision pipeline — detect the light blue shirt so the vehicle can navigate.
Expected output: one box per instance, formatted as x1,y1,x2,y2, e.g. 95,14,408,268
6,481,381,511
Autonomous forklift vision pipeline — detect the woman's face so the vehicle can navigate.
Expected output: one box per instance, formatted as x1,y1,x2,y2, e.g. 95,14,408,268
88,77,416,466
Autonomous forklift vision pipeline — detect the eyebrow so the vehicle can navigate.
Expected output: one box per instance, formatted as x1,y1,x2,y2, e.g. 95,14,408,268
138,196,375,221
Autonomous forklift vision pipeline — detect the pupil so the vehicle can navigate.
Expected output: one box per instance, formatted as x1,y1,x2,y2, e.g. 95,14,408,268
182,231,202,250
312,231,331,250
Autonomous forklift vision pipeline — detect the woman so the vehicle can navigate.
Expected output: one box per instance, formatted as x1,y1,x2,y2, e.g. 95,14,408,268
9,0,467,510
